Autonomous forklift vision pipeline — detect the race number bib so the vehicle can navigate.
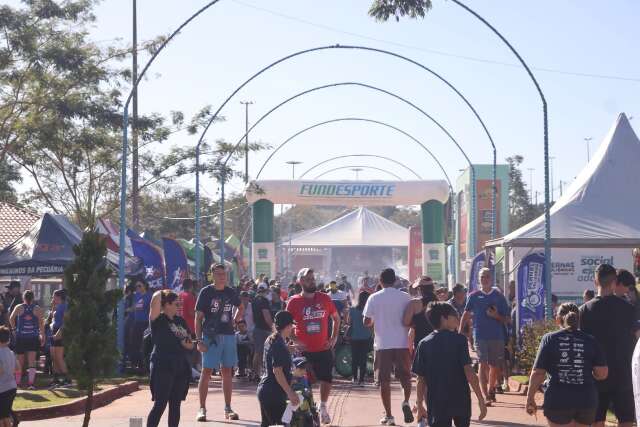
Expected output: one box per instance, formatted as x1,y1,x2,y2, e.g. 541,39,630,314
306,321,321,335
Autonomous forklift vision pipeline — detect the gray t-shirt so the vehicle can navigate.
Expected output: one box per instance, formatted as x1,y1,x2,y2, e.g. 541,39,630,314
0,347,17,393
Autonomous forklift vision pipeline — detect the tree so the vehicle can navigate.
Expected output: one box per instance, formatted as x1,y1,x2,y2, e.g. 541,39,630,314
0,157,21,203
64,230,122,427
369,0,432,21
506,155,542,231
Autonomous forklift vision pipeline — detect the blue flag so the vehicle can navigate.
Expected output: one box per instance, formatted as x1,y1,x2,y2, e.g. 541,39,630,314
468,252,493,292
162,238,189,290
516,252,546,337
130,238,165,289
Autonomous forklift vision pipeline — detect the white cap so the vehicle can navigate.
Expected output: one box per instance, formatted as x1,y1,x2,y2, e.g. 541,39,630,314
297,267,313,281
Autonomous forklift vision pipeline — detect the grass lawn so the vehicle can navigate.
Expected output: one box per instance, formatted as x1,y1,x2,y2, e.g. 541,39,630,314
510,375,529,385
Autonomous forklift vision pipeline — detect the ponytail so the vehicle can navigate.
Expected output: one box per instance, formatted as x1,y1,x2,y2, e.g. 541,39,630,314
557,302,580,331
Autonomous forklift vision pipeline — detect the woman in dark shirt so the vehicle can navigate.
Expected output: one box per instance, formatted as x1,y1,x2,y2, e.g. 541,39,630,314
147,290,194,427
526,303,608,427
347,291,373,385
403,277,437,352
257,310,300,427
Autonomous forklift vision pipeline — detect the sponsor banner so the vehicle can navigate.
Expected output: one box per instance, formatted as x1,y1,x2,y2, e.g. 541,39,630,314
422,243,445,283
131,238,165,289
253,242,275,279
512,247,633,297
468,251,494,293
246,180,449,206
0,265,64,276
408,226,423,283
517,252,546,336
162,238,189,290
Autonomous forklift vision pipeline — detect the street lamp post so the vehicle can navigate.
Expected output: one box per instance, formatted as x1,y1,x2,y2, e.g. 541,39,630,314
286,160,302,272
584,137,592,163
351,167,364,180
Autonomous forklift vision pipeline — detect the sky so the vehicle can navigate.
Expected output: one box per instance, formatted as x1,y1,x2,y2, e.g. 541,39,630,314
12,0,640,203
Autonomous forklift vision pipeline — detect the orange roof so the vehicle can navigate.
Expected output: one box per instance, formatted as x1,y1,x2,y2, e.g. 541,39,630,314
0,202,39,250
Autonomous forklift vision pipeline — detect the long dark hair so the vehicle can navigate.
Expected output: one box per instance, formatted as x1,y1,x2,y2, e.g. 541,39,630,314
557,302,579,331
356,291,369,310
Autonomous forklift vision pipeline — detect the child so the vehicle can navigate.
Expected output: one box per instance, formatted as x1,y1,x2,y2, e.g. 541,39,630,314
412,302,487,427
235,320,252,377
286,357,320,427
0,326,18,427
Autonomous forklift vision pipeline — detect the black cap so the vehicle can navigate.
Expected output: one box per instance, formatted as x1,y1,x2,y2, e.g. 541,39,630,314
274,310,294,330
292,356,308,369
5,281,19,290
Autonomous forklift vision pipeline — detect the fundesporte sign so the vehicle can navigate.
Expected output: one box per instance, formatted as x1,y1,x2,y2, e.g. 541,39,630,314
246,180,450,206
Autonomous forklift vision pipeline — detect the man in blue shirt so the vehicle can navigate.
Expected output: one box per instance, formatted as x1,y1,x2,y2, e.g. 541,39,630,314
459,267,509,406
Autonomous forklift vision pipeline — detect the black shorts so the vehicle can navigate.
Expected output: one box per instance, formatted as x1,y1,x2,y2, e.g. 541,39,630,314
50,338,64,348
15,336,40,354
428,414,470,427
596,389,635,423
544,408,596,425
303,350,333,383
0,388,16,418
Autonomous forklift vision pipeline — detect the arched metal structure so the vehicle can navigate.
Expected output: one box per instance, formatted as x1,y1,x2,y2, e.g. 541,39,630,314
314,165,402,180
299,154,422,180
195,45,498,261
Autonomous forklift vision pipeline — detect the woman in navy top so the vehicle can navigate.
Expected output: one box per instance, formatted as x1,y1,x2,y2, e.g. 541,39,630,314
526,302,608,426
347,291,372,385
131,279,152,371
50,289,70,386
9,290,44,389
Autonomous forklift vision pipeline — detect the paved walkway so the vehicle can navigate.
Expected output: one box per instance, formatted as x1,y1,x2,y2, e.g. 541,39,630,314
21,377,545,427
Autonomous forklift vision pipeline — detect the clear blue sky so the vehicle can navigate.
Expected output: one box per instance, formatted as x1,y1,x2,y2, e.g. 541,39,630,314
15,0,640,201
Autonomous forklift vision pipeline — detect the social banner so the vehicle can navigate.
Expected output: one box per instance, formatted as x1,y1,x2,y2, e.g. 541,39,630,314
408,226,423,283
131,238,165,289
253,242,275,279
422,243,445,283
468,251,494,292
516,252,546,336
162,238,189,290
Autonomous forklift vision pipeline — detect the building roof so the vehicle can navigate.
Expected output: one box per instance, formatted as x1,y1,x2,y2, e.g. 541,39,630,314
0,202,39,250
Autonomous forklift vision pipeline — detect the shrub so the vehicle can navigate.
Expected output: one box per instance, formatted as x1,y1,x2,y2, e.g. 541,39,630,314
515,319,557,374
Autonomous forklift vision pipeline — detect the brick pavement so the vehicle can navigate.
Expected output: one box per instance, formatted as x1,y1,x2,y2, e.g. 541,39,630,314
21,377,545,427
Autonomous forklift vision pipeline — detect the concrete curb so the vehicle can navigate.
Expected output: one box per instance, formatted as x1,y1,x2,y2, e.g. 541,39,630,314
15,381,139,421
508,377,528,396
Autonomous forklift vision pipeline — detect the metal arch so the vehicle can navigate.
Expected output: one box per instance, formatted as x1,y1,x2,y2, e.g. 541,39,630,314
299,154,422,180
313,165,403,180
254,117,454,191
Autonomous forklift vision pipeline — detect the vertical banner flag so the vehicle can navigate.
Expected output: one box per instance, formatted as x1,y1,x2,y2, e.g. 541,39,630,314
408,226,423,283
162,238,189,290
516,252,546,337
468,251,494,292
130,238,165,289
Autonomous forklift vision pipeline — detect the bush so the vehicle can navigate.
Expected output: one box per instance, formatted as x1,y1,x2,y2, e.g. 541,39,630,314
515,319,557,374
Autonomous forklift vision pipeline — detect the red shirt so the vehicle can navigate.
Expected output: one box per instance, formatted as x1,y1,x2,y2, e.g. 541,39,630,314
286,292,336,353
177,291,196,334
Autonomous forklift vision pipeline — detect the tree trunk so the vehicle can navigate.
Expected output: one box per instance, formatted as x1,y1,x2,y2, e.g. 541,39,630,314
82,383,94,427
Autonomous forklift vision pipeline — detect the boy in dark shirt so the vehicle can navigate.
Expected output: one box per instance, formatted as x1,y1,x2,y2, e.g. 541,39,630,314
412,302,487,427
580,263,638,427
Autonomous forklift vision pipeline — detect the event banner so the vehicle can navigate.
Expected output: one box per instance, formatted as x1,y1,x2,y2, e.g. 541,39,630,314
516,252,546,335
162,238,189,290
131,238,165,289
253,242,275,279
468,251,494,292
408,226,422,283
422,243,445,283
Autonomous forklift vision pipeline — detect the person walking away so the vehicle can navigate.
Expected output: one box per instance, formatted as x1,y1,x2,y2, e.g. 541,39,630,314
177,278,199,382
195,263,244,422
252,283,273,382
632,335,640,427
257,311,300,427
404,277,438,355
459,267,509,406
50,289,70,386
347,291,372,386
448,284,467,317
147,290,194,427
235,319,253,377
413,302,486,427
363,268,414,425
0,326,17,427
286,267,340,425
123,282,136,365
526,303,608,426
132,279,153,372
9,290,43,389
580,264,638,427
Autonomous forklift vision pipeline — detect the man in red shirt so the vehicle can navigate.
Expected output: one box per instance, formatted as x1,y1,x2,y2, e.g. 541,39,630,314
177,278,197,335
287,267,340,425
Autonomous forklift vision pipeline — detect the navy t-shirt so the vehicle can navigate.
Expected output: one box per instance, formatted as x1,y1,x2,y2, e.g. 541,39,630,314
412,330,471,418
195,286,241,336
134,291,152,323
534,329,605,409
257,334,292,402
464,288,509,341
252,295,271,332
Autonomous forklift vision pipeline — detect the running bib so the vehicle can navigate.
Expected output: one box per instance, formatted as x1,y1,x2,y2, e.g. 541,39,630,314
306,321,321,335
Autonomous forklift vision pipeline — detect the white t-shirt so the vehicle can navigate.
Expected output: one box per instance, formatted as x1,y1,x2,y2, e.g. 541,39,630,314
363,287,410,350
329,290,348,302
632,338,640,426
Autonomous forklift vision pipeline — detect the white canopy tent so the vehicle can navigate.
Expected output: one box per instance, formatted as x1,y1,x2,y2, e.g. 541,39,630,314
288,207,409,247
487,113,638,297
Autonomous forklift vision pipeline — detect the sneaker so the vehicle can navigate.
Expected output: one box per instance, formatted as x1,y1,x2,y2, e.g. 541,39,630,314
379,415,395,425
320,405,331,425
489,389,497,402
495,385,504,394
27,385,36,390
358,380,365,387
196,407,206,422
401,401,414,424
225,408,239,420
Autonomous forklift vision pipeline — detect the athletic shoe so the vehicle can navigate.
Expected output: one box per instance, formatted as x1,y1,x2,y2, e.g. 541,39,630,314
27,385,36,390
489,389,497,402
495,385,504,394
402,401,414,424
379,415,395,425
320,405,331,425
358,380,365,387
196,407,206,422
225,408,239,420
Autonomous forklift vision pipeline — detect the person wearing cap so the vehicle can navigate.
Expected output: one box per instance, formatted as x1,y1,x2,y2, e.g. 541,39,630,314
251,282,273,382
286,267,340,425
403,276,438,355
195,263,244,422
1,282,21,327
257,310,300,427
328,281,349,318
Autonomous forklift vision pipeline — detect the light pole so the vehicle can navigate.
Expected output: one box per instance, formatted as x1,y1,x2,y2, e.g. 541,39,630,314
351,167,364,180
584,137,592,163
527,168,535,204
241,101,254,183
286,161,301,273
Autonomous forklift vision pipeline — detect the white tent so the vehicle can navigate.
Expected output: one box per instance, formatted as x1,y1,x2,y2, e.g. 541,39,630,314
489,113,640,248
288,207,409,247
